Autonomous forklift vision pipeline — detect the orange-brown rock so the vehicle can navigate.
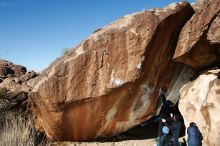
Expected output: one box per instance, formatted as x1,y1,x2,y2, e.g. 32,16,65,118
173,0,220,69
179,69,220,146
29,2,194,141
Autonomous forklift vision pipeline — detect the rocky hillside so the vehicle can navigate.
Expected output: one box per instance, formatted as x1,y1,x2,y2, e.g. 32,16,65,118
1,0,219,146
0,60,40,145
0,59,37,111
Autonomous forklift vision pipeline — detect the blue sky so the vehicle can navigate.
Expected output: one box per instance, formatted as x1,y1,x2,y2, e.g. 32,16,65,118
0,0,195,71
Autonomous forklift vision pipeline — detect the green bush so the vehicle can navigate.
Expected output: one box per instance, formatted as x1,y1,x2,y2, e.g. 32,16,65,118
63,47,71,55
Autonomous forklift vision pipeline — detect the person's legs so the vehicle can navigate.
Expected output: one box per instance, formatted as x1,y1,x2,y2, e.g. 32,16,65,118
163,135,171,146
170,139,180,146
159,134,166,146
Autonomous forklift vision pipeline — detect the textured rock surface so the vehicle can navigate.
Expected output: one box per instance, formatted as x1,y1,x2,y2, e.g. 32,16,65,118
179,69,220,146
0,59,27,78
0,60,37,111
208,14,220,45
30,2,194,141
173,0,220,69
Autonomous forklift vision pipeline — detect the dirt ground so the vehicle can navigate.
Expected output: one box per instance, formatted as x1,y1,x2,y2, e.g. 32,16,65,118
50,139,157,146
49,120,187,146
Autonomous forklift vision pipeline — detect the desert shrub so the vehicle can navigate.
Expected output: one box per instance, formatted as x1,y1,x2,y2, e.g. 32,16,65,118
0,88,7,99
63,48,71,55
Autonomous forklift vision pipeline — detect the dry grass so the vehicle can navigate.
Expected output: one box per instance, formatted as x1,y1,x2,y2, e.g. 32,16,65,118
0,89,50,146
0,110,51,146
0,111,35,146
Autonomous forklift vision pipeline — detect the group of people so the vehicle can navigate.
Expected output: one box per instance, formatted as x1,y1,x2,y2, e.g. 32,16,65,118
159,118,202,146
158,90,182,146
143,89,203,146
159,113,183,146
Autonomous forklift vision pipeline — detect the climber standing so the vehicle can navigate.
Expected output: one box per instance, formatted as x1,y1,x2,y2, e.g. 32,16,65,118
157,88,177,139
168,114,182,146
187,122,202,146
159,118,172,146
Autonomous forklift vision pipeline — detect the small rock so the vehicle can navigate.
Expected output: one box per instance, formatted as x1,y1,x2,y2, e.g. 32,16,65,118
0,66,14,78
20,71,38,82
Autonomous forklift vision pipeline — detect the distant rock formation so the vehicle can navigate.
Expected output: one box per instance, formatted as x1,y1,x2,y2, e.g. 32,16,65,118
179,69,220,146
0,60,37,111
173,0,220,69
29,2,194,141
0,59,27,79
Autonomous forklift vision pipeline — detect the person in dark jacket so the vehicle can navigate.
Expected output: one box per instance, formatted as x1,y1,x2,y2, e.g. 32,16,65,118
168,114,182,146
187,122,202,146
159,92,174,117
159,125,171,146
157,89,177,140
159,117,173,146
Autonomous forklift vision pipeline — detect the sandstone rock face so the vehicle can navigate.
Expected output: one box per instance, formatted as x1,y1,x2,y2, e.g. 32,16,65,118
30,2,194,141
179,69,220,146
208,14,220,45
173,0,220,69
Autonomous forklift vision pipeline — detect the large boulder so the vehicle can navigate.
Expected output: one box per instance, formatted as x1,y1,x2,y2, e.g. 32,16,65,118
179,69,220,146
173,0,220,69
29,2,194,141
